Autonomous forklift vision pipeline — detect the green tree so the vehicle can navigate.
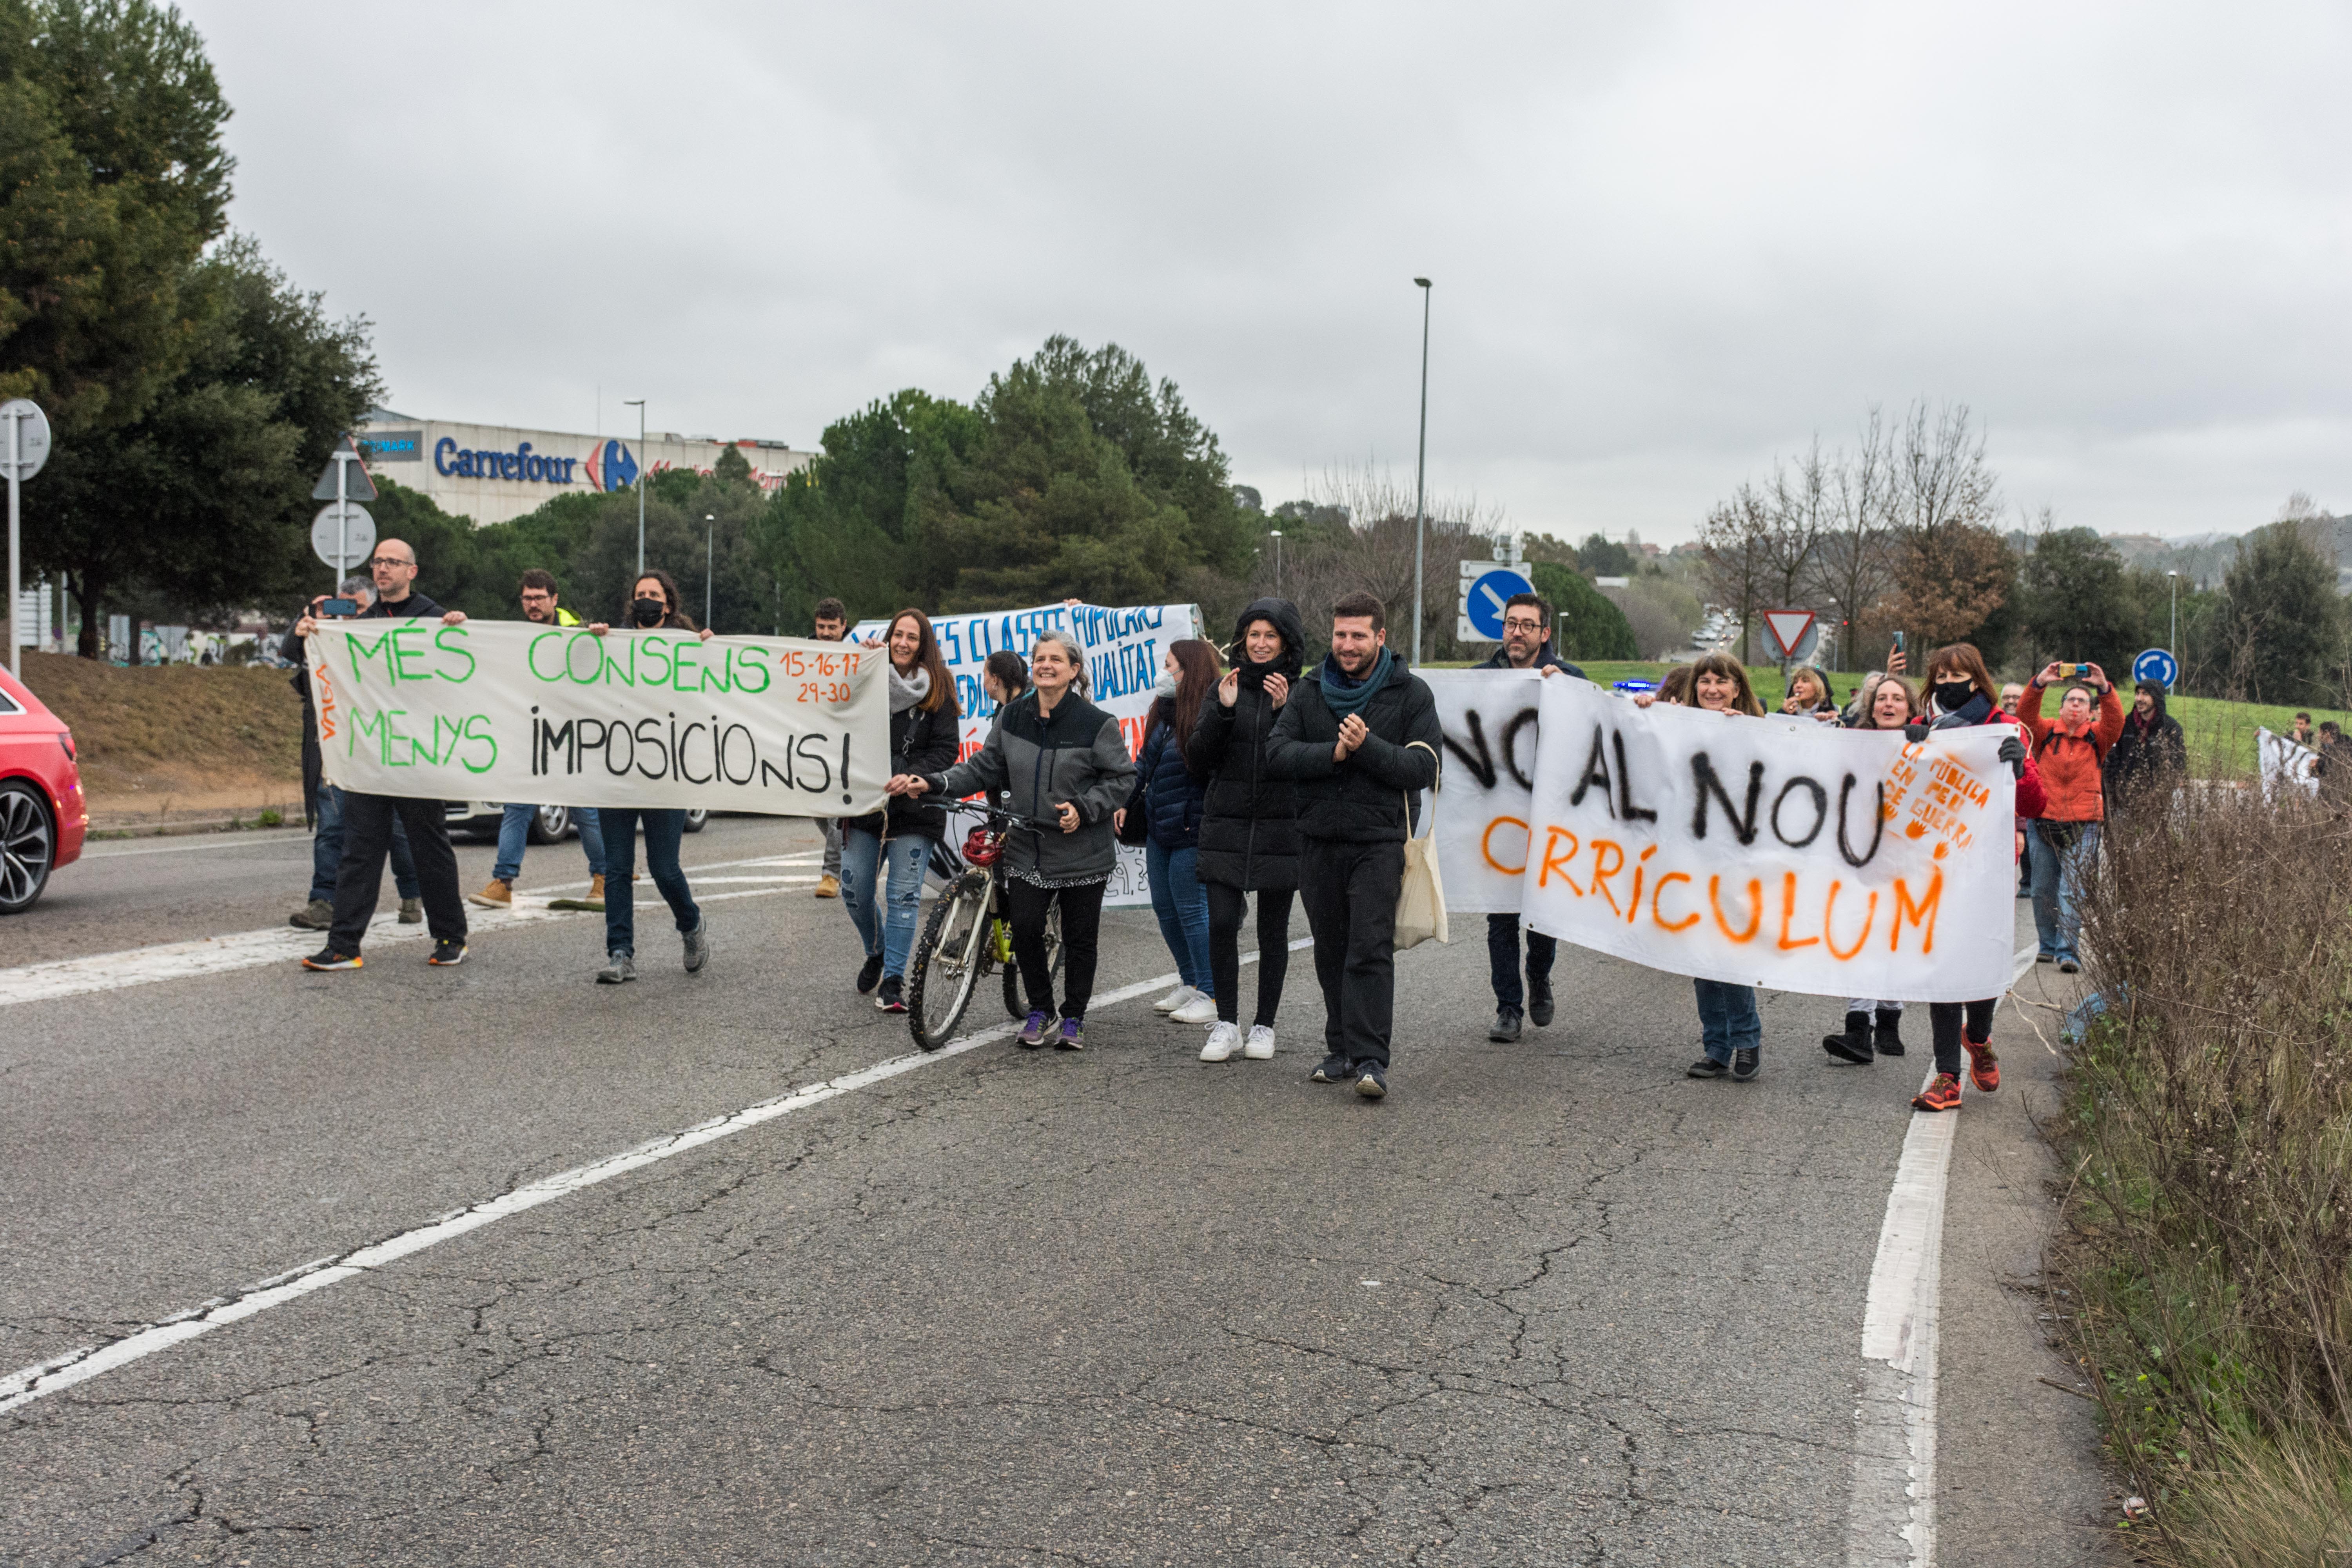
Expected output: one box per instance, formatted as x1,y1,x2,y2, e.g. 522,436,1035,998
2017,525,2135,675
1531,561,1637,661
1579,532,1635,577
2212,514,2343,702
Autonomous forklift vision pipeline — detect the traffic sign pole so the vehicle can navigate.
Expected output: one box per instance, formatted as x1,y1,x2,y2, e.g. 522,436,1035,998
7,408,18,677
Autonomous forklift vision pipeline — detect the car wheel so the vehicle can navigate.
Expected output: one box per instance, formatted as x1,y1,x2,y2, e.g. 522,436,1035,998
0,779,57,914
529,804,570,844
683,808,709,834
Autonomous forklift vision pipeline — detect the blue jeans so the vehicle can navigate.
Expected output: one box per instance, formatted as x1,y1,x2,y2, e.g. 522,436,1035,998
310,783,417,904
1146,839,1213,996
493,802,606,884
1693,978,1762,1063
2029,821,2100,964
1486,912,1555,1012
599,807,700,958
840,826,930,979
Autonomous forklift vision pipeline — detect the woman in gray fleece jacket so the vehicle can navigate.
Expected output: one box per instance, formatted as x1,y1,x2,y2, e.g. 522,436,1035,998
886,629,1136,1049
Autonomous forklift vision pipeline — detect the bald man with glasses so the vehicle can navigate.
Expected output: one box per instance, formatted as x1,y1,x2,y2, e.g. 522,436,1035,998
293,539,474,971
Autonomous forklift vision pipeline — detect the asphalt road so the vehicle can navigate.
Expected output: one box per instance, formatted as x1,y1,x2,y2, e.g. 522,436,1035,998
1,818,2119,1565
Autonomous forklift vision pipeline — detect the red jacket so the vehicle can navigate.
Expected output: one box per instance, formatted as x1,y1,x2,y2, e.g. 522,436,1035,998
2020,683,2125,823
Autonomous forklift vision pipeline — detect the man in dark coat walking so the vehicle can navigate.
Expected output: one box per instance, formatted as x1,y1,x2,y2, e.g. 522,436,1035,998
2105,679,2186,813
1266,591,1442,1100
1477,591,1583,1042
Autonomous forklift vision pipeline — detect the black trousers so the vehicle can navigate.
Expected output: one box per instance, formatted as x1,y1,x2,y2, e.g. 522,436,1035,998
1004,877,1105,1020
1485,913,1555,1012
1929,998,1998,1077
1205,882,1295,1027
1298,837,1405,1068
327,792,466,952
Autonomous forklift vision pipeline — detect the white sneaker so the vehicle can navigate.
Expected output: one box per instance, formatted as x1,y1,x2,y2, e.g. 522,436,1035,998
1154,984,1197,1014
1244,1024,1276,1060
1172,993,1220,1025
1200,1021,1241,1062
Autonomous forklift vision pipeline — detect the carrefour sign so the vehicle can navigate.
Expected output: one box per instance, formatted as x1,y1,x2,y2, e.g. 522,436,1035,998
434,437,640,493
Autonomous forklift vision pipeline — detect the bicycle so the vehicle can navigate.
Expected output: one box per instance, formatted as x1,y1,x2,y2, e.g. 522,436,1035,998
906,806,1063,1051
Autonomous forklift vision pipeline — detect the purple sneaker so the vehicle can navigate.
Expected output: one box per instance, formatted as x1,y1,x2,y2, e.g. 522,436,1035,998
1056,1015,1085,1051
1018,1009,1053,1049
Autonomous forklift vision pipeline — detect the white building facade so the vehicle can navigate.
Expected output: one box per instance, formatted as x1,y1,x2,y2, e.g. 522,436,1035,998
354,407,812,527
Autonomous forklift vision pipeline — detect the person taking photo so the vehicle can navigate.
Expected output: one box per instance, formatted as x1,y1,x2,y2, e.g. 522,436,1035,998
583,569,714,984
1265,590,1442,1101
886,630,1135,1050
1477,592,1582,1043
837,609,960,1013
2020,660,2123,973
470,569,608,913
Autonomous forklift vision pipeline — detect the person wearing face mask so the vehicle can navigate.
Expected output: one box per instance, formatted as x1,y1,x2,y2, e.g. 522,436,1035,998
582,570,717,984
837,610,962,1013
1477,592,1583,1042
1901,644,2040,1114
2019,659,2123,975
1118,639,1224,1029
1187,599,1307,1063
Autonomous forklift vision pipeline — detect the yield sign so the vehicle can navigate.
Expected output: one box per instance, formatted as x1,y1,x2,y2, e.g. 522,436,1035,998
1762,609,1816,658
311,436,378,503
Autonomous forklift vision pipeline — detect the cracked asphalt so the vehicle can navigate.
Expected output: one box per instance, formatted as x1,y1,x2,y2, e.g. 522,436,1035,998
2,817,2116,1564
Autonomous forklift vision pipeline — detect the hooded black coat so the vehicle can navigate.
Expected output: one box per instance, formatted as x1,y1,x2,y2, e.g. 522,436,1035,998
2105,683,2185,806
1185,597,1305,890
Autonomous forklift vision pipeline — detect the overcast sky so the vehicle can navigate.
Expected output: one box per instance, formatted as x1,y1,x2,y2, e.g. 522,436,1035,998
182,1,2352,544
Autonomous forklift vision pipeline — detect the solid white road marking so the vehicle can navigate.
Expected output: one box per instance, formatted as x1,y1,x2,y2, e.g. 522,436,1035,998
0,935,1319,1416
1844,944,2040,1566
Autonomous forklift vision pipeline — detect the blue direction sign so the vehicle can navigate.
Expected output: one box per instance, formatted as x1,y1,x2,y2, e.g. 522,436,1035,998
2132,648,2178,688
1462,567,1535,641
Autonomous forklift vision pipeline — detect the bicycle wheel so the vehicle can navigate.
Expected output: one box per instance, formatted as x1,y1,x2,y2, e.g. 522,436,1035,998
907,873,990,1050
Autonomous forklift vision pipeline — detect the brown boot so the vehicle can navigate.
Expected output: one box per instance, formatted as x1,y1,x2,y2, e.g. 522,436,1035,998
814,873,841,899
584,873,606,911
467,877,513,909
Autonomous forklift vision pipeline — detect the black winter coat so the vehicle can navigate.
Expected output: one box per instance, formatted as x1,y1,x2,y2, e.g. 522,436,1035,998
1265,653,1443,843
1125,698,1207,850
2104,690,2186,806
845,694,962,842
1187,597,1305,889
1476,643,1585,679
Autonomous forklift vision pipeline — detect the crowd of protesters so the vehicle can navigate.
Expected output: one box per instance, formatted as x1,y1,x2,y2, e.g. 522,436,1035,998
281,541,2133,1114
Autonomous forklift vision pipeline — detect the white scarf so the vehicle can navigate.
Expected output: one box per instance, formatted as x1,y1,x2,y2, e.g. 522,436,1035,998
889,663,931,715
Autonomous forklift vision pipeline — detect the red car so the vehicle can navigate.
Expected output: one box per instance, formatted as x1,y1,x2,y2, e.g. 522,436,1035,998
0,663,85,913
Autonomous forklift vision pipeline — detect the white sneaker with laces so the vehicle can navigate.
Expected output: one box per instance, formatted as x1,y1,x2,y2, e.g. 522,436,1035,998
1244,1024,1276,1060
1154,984,1197,1014
1172,992,1220,1025
1200,1021,1241,1062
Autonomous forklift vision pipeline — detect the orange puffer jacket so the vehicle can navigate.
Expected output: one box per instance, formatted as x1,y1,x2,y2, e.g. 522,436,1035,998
2020,683,2124,822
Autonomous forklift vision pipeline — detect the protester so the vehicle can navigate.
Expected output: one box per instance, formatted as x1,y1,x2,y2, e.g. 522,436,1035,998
1187,598,1305,1064
982,649,1028,710
887,629,1135,1049
584,569,715,984
2020,661,2123,974
1908,643,2042,1112
1479,592,1584,1042
2104,679,2186,812
1780,664,1838,720
1999,682,2024,718
838,609,960,1013
1653,664,1695,707
283,576,423,931
2291,712,2315,746
1633,653,1768,1081
470,569,607,913
2000,680,2030,896
809,597,850,900
1820,671,1923,1065
1265,590,1442,1100
293,540,472,971
1120,639,1223,1029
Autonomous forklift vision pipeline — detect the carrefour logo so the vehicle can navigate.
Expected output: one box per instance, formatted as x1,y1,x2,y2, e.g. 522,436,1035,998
433,437,639,492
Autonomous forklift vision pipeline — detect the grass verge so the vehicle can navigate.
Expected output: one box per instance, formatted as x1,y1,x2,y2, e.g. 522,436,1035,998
17,652,305,816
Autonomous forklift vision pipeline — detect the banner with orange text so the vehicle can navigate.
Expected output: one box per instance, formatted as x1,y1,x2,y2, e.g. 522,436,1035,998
1497,674,2016,1002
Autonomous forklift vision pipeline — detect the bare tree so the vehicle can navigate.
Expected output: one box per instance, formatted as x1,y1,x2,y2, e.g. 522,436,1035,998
1263,461,1497,661
1760,439,1834,618
1697,483,1770,663
1806,408,1898,670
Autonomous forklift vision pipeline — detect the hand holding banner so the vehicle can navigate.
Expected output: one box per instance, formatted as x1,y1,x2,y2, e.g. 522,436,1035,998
309,621,887,816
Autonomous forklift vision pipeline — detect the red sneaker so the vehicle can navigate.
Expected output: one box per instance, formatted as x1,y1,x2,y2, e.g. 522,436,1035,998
1911,1073,1962,1112
1963,1038,2000,1093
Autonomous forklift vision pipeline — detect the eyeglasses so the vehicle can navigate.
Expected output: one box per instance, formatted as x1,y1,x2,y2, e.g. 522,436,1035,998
1502,618,1544,633
366,557,414,569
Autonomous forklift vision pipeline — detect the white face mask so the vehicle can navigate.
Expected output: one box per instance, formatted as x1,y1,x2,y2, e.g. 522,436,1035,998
1154,671,1179,699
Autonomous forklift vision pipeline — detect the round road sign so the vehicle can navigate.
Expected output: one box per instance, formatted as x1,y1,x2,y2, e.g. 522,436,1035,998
311,502,376,574
1462,568,1535,641
2132,648,2178,688
0,399,52,481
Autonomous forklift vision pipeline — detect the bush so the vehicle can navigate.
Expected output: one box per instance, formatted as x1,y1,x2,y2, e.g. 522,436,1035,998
1530,563,1636,661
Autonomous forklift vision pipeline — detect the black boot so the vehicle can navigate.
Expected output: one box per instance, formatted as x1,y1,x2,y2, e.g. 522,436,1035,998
1822,1009,1873,1064
1873,1008,1906,1057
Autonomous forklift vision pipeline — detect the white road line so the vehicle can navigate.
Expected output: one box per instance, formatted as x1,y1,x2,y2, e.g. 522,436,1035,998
0,937,1316,1416
1843,943,2040,1566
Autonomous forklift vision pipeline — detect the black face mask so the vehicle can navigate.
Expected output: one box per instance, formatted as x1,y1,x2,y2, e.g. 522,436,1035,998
632,596,667,627
1931,679,1976,712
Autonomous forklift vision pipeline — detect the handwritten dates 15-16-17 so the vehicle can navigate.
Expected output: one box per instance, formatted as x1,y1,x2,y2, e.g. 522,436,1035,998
782,647,862,706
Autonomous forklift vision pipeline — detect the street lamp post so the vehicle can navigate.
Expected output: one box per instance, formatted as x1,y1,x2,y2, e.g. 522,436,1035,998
1411,277,1432,665
2167,570,2179,691
705,513,716,629
623,399,647,575
1269,529,1283,595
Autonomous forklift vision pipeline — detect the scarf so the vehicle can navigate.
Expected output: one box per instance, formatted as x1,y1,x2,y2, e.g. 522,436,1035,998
1926,690,1993,731
1319,646,1393,722
888,664,931,715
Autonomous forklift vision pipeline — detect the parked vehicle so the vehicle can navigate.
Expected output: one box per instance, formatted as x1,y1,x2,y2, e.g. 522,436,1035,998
443,801,709,841
0,665,87,914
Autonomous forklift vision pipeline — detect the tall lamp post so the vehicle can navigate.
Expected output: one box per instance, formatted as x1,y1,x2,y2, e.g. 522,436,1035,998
2167,570,2179,691
1269,529,1283,595
704,513,716,629
623,399,647,575
1411,277,1432,664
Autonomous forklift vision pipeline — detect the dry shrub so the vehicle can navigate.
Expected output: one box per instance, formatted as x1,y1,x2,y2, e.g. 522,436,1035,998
2063,782,2352,1560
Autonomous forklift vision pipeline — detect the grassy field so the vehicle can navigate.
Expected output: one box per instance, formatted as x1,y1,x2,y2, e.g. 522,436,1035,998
18,652,306,824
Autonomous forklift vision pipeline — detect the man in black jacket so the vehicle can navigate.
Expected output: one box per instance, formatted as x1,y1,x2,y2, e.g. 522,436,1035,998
1478,592,1583,1043
1266,591,1442,1099
292,539,474,972
2105,679,2187,815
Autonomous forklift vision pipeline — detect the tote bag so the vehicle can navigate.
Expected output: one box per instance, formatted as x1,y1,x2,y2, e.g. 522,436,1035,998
1394,740,1450,951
